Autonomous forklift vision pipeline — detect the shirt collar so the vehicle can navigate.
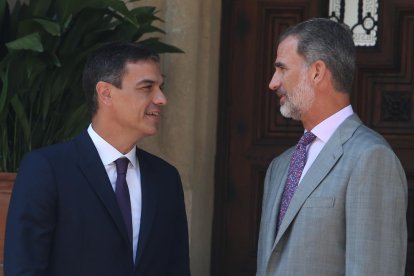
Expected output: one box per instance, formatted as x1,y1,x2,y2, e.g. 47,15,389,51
307,105,354,143
87,124,137,168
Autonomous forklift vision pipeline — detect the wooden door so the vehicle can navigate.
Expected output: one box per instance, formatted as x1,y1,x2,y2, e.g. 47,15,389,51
212,0,414,275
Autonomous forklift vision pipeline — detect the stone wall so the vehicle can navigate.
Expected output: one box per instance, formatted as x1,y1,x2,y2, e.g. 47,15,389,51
133,1,221,275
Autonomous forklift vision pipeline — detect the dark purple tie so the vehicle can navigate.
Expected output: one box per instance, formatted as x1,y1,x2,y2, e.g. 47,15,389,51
276,131,316,233
114,157,133,242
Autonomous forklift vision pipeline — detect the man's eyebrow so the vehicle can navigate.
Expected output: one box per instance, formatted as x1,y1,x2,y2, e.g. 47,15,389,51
274,61,285,68
136,79,156,86
135,79,165,87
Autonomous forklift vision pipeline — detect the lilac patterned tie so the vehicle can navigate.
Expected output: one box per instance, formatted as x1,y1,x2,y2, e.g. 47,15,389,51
114,157,133,243
276,131,316,233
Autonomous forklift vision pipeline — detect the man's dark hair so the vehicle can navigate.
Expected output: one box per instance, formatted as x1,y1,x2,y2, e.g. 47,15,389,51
82,42,160,117
280,18,355,94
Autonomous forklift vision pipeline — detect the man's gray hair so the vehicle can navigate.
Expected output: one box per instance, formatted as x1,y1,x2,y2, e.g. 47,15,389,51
280,18,356,94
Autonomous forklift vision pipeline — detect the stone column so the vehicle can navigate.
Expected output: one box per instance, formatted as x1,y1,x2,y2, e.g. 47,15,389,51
134,1,221,275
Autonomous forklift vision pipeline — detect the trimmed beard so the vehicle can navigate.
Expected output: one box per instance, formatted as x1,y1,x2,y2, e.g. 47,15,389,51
279,71,315,120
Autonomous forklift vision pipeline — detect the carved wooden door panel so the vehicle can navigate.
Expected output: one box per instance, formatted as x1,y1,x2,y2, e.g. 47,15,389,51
212,0,414,275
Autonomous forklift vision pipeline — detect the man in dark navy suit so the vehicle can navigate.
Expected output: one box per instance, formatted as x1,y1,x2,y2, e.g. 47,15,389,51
4,42,191,276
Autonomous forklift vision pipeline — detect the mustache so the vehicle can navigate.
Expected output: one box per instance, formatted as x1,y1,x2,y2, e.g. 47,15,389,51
276,88,287,97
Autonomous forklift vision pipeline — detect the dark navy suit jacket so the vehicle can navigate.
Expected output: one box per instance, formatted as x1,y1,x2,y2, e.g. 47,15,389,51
4,130,190,275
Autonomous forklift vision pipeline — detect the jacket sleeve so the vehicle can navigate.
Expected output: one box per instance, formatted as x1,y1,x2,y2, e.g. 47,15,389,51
167,168,191,276
4,151,57,276
345,145,407,275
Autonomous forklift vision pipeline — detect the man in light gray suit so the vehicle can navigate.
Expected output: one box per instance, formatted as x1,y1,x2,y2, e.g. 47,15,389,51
257,18,407,276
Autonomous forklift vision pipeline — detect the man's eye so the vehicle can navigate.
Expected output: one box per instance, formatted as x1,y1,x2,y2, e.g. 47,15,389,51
142,86,152,91
276,66,286,72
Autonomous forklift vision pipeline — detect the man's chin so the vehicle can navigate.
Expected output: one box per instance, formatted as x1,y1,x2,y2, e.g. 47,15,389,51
280,106,300,121
280,106,292,119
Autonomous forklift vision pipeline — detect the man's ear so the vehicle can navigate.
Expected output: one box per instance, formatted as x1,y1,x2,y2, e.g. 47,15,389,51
96,81,113,106
310,60,327,84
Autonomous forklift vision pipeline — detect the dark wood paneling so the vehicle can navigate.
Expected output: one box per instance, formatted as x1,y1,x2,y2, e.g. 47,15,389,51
213,0,414,275
354,5,414,273
212,1,324,275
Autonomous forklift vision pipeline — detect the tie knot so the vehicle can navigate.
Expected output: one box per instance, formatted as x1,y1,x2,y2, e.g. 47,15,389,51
115,157,129,175
299,131,316,146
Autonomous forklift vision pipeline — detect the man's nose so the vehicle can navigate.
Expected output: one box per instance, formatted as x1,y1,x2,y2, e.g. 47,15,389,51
269,72,281,91
154,89,167,106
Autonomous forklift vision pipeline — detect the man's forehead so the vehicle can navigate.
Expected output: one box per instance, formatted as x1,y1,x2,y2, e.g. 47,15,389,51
124,60,161,74
122,61,163,83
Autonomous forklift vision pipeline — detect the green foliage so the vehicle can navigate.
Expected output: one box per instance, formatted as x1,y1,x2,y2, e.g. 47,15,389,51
0,0,183,172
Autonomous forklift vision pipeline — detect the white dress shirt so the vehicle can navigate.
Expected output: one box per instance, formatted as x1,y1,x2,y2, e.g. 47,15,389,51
300,105,354,183
87,124,141,262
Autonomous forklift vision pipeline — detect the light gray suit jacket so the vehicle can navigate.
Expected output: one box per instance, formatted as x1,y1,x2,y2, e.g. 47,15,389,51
257,114,407,276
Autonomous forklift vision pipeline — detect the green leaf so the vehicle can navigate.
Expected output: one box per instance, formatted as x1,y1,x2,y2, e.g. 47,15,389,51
57,0,137,26
9,0,22,34
62,103,88,138
105,21,138,42
51,53,61,67
0,127,9,172
1,0,182,171
137,25,165,35
33,19,61,36
0,0,7,31
131,6,156,15
24,54,47,81
139,38,184,53
41,76,53,120
107,0,138,27
131,6,163,24
0,0,5,16
28,0,52,17
10,94,31,145
58,9,109,54
0,68,8,112
6,32,44,52
62,14,73,32
56,0,109,23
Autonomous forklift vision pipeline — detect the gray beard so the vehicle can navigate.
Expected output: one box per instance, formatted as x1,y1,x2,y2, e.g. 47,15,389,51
279,74,314,120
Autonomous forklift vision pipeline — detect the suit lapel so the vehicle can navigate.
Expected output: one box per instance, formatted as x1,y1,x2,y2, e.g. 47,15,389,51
274,115,362,244
135,149,158,266
73,130,132,247
266,152,292,247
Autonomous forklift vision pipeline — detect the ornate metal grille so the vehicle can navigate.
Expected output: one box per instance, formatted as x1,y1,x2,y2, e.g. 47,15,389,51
329,0,379,46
